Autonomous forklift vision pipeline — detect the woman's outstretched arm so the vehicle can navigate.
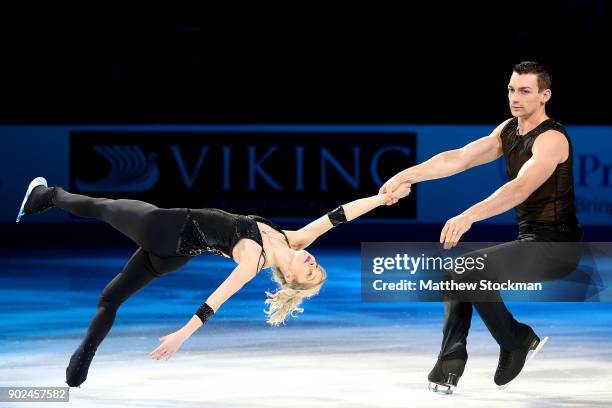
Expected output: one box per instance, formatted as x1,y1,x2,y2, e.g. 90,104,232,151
149,247,261,360
287,183,411,250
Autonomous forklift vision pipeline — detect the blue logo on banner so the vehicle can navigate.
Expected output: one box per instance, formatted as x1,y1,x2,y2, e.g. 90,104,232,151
75,145,159,192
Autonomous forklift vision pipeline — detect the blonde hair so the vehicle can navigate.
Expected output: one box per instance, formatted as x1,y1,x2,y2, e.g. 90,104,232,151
264,266,326,326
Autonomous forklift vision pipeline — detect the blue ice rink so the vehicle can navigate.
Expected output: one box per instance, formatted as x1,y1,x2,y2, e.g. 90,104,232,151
1,247,612,407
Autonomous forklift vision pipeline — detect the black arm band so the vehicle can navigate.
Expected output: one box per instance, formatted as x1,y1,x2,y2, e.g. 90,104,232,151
195,302,215,324
327,205,347,226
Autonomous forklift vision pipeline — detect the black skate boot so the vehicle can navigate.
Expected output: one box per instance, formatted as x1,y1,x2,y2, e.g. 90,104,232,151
427,351,467,394
65,346,96,387
16,177,56,222
494,326,548,390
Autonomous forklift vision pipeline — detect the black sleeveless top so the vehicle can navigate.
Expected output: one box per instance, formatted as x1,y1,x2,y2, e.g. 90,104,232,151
175,208,290,273
500,117,578,225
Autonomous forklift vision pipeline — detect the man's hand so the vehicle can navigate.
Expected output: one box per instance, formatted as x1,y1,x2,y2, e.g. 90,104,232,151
150,330,189,361
379,171,409,197
440,213,474,249
384,182,412,205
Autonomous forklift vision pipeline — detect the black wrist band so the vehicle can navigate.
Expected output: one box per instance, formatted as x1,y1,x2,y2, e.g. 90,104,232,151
195,302,215,324
327,205,347,226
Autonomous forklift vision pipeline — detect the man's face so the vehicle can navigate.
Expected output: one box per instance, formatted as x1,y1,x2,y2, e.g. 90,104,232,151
507,72,550,118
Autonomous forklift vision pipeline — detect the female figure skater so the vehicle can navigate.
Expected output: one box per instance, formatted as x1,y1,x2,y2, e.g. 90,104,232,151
16,176,411,387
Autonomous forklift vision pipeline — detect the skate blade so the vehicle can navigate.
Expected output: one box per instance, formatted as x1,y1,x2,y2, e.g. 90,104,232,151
428,382,454,395
16,177,47,223
498,336,549,390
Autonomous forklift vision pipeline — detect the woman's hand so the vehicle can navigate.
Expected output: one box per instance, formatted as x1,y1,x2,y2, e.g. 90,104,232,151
379,170,411,197
383,182,412,205
150,330,189,361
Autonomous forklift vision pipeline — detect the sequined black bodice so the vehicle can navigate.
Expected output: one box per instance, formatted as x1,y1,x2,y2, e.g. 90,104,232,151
175,208,289,262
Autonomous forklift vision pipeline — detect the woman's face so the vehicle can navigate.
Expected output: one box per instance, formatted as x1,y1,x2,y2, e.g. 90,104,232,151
285,249,325,288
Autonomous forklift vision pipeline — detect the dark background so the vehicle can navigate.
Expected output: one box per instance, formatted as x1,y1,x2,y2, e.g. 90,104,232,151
1,2,610,246
1,1,610,125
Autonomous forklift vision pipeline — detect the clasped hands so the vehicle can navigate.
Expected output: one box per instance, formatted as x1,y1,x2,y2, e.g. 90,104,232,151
379,174,412,206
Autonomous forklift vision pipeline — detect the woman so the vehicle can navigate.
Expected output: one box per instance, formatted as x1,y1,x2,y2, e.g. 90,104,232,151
16,176,411,387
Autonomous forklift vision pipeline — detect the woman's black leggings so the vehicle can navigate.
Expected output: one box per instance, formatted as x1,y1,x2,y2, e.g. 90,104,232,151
52,187,192,353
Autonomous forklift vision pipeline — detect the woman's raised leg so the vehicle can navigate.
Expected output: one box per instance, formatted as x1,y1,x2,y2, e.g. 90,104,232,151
50,187,186,256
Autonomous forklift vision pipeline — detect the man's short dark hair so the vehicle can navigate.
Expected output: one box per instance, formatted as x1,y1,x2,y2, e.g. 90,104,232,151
513,61,552,91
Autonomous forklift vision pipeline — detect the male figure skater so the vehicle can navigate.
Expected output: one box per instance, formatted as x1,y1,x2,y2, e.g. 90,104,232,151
381,61,583,393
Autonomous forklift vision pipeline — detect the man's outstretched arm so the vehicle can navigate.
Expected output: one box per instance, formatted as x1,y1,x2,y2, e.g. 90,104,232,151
380,118,511,196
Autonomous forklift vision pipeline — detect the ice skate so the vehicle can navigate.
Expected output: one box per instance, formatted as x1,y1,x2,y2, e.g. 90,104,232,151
16,177,55,222
495,327,548,389
427,352,467,395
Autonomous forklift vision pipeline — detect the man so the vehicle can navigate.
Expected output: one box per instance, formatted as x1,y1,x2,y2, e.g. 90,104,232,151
381,61,583,393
